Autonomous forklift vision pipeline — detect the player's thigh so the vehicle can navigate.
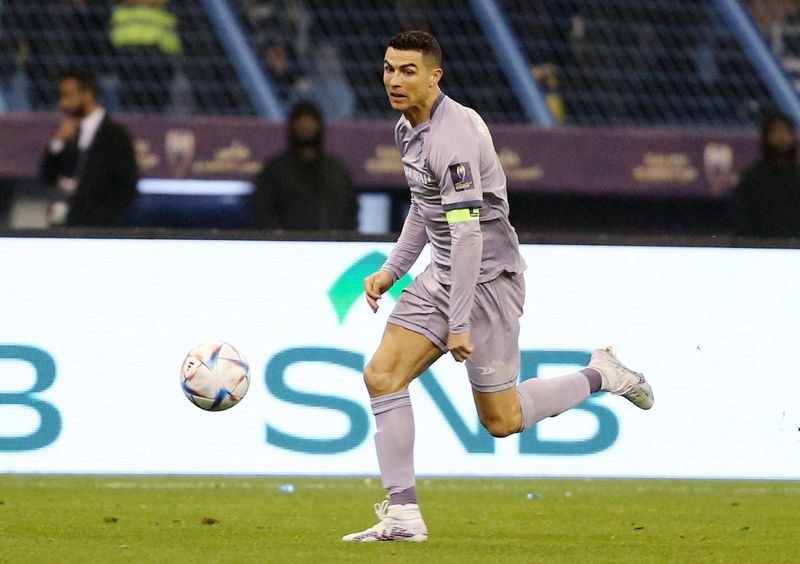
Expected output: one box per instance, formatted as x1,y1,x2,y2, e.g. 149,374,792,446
466,272,525,393
364,322,443,397
466,272,526,437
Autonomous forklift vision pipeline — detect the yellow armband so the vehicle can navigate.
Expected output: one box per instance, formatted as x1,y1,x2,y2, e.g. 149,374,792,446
445,207,480,224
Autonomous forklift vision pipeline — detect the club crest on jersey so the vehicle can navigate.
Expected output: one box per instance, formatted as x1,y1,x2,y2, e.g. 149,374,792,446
449,162,474,191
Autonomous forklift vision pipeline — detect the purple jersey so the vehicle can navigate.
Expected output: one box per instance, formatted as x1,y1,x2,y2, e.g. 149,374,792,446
381,94,526,333
389,94,526,286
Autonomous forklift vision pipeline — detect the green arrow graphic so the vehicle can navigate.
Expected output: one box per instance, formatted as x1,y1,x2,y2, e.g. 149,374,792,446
328,251,414,324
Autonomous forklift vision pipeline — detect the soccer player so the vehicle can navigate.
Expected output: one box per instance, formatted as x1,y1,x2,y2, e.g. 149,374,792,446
342,31,654,543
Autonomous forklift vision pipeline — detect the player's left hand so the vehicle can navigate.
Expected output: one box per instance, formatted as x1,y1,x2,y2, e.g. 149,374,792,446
447,331,474,362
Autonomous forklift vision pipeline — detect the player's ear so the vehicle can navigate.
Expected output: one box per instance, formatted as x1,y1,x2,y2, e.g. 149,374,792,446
430,67,443,88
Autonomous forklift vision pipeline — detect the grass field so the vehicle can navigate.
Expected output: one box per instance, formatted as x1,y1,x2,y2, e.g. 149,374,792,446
0,475,798,563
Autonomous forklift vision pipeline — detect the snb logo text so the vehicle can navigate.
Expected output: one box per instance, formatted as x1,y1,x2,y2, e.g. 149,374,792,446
1,345,619,455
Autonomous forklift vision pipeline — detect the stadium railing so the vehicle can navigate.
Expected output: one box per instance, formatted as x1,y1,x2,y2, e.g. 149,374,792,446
502,0,781,127
1,0,793,127
0,0,253,115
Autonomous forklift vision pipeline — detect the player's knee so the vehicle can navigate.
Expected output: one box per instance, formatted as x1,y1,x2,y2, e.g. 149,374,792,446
363,361,402,396
479,413,521,438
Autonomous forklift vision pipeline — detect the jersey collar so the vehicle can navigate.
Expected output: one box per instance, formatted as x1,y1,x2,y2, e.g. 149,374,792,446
430,92,445,119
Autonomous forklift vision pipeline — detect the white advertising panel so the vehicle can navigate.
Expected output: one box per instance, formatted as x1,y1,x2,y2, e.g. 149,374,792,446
0,237,798,478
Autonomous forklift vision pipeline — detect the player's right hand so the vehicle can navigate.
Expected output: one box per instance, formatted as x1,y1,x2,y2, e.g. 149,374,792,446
364,270,394,313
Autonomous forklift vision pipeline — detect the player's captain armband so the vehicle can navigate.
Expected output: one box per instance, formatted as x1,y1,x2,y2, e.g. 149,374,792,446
445,207,480,224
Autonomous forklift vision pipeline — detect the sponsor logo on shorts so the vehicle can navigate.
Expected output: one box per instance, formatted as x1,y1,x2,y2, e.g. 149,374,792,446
449,162,474,191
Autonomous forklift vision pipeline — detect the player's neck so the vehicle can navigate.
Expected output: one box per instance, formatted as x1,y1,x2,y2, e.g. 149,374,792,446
403,88,442,127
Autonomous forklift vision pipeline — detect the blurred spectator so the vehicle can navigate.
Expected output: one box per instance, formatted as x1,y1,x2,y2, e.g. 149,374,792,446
0,0,32,111
568,12,589,67
263,44,300,96
39,69,138,227
110,0,182,112
290,43,355,121
531,63,565,124
242,0,311,100
250,101,357,231
746,0,800,36
729,111,800,238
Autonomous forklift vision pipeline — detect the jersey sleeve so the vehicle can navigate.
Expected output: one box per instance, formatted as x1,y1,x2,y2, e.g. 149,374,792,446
381,199,429,282
448,220,482,332
426,121,483,212
426,111,485,333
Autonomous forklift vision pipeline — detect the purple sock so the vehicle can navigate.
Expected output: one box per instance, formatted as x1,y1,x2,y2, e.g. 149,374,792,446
371,389,416,500
389,486,418,506
581,368,602,394
516,372,591,431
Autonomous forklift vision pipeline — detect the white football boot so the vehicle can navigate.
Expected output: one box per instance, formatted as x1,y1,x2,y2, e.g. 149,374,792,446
589,346,654,410
342,500,428,542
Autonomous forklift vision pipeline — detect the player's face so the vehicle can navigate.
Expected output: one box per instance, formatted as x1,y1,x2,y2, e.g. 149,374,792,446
383,47,440,112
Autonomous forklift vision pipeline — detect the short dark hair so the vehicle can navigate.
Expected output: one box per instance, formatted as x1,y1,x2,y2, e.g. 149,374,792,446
388,31,441,67
59,69,97,96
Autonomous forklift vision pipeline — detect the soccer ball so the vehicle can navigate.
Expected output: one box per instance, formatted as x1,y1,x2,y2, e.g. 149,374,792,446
180,341,250,411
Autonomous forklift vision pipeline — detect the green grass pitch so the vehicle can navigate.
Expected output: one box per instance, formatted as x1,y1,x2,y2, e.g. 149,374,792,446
0,475,798,563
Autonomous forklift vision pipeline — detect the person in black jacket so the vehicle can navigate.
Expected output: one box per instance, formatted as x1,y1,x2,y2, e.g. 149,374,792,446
40,69,138,227
250,101,357,231
729,111,800,238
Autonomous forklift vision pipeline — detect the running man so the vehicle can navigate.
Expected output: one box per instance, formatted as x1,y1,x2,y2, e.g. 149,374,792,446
342,31,653,543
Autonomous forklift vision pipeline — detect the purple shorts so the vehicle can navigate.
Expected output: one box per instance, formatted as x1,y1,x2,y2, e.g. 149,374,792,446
388,267,525,393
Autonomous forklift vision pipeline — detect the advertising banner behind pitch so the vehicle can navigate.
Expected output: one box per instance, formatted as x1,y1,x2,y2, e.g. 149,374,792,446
0,238,798,478
0,113,756,197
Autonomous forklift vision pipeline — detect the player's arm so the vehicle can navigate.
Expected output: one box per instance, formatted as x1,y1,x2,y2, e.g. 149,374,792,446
381,198,428,281
365,199,428,312
429,123,484,361
446,206,482,361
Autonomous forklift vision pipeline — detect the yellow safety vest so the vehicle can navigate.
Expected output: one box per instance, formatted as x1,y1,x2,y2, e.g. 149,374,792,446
110,5,182,55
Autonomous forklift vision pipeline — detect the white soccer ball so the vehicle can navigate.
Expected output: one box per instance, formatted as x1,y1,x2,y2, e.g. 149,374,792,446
180,341,250,411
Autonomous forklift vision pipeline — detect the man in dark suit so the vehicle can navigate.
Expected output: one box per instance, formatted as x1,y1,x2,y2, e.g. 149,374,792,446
40,69,138,227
